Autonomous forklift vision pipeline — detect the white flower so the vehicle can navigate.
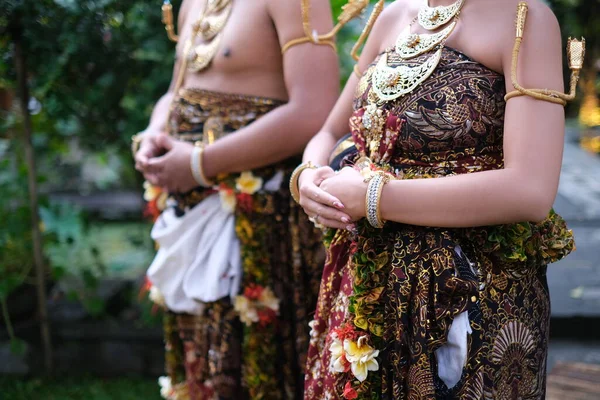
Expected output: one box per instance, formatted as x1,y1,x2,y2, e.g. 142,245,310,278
259,286,279,313
233,295,259,326
343,335,380,382
149,285,166,307
235,171,263,194
158,376,173,399
219,189,236,212
329,336,348,373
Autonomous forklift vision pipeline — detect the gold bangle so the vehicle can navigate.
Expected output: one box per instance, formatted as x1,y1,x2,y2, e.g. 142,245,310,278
289,161,319,204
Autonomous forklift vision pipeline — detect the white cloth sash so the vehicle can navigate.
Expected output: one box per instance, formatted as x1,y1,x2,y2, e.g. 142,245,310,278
146,193,242,315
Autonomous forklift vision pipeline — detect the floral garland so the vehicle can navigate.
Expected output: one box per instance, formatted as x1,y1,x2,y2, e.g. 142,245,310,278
231,174,281,399
324,221,387,399
144,170,282,399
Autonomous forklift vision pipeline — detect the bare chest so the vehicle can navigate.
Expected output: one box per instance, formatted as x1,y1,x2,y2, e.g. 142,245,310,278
176,0,282,75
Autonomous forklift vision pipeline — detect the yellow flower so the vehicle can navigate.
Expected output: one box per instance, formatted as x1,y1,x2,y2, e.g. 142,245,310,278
219,189,237,212
143,181,162,202
233,295,259,326
259,286,279,313
343,335,379,382
148,285,166,308
156,191,169,211
235,171,263,195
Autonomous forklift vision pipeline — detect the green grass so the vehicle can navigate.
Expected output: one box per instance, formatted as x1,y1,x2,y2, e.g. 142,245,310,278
0,376,163,400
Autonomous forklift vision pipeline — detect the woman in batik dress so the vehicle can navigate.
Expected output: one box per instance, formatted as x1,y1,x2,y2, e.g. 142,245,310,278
295,0,576,398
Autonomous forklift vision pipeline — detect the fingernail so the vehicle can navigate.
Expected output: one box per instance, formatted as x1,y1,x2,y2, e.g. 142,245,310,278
341,217,351,224
334,202,345,209
346,225,356,231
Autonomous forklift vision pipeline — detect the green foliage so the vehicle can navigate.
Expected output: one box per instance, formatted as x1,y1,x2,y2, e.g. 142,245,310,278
1,0,176,150
0,376,162,400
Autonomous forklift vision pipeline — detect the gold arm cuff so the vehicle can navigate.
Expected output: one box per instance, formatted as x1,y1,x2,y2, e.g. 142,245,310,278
353,64,362,78
504,89,567,106
281,37,337,54
289,161,319,203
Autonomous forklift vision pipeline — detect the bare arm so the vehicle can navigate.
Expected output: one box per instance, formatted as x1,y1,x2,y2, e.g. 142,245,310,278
376,4,565,227
301,5,395,167
200,0,340,177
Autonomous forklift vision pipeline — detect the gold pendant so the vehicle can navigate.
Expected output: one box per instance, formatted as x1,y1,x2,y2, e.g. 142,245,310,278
371,48,442,102
418,0,463,30
197,7,233,41
395,21,455,59
187,36,222,72
185,0,233,73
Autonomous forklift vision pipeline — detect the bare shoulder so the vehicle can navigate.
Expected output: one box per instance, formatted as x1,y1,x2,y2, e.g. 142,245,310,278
479,0,561,53
493,0,563,88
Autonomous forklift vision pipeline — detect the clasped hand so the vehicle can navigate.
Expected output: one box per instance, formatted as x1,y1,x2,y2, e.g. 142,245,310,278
134,134,199,193
298,166,368,230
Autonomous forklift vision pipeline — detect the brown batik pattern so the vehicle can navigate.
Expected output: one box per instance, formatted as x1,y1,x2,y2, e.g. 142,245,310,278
304,47,573,399
162,88,323,400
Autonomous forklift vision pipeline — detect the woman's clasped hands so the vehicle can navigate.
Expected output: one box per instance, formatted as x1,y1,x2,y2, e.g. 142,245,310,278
298,166,368,231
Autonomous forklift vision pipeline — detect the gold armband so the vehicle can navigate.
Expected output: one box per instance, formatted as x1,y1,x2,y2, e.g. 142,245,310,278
282,0,375,55
504,2,585,106
161,0,179,43
289,161,319,204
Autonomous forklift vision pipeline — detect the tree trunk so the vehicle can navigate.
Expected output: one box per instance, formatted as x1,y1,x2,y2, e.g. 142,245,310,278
13,20,54,373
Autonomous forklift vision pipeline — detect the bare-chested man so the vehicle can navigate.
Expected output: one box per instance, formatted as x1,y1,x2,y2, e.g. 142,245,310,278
133,0,339,399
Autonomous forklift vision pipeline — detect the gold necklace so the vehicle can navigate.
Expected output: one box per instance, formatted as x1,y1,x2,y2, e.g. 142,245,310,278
186,0,234,72
395,20,456,59
371,49,443,102
364,0,464,158
418,0,463,31
370,0,464,103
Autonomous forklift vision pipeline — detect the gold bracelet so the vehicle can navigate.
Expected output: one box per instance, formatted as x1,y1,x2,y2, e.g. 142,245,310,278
365,172,392,228
131,133,144,158
289,161,319,204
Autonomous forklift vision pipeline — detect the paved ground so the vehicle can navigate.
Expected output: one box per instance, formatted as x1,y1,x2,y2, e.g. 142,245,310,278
547,128,600,370
550,128,600,318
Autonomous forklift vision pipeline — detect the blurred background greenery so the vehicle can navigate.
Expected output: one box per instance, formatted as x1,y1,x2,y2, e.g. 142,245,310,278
0,0,598,398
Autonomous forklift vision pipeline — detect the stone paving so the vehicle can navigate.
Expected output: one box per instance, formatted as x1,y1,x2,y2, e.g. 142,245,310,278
548,128,600,370
550,128,600,318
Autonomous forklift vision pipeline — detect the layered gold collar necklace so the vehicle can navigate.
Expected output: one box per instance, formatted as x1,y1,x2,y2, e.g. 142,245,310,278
371,0,465,102
162,0,234,73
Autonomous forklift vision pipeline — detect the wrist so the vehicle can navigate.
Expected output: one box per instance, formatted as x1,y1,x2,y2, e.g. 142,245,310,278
190,142,215,188
364,172,393,228
289,161,320,203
